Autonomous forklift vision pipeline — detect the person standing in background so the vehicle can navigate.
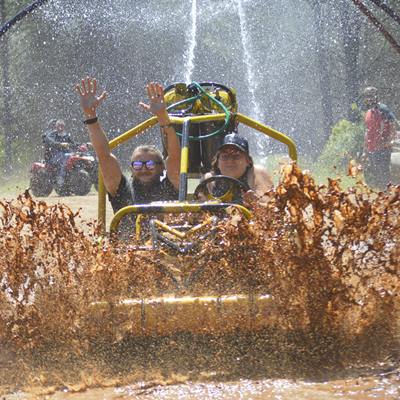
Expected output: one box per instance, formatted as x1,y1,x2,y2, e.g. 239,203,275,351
362,86,396,190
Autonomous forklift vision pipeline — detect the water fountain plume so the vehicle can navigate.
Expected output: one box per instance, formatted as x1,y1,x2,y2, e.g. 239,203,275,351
236,0,268,157
183,0,197,83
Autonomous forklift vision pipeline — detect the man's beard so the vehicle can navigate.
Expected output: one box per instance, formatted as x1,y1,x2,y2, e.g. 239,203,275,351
133,174,161,187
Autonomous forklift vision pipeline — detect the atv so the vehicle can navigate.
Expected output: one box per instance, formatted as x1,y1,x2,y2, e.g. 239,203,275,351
30,143,96,197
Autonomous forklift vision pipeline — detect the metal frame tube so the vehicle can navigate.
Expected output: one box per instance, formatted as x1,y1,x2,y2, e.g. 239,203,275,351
109,202,252,233
179,120,190,201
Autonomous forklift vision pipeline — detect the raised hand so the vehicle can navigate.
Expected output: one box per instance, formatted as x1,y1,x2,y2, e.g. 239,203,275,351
139,82,167,118
75,77,107,118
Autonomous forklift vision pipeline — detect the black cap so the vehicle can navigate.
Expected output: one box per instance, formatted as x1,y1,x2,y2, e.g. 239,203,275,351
219,133,249,154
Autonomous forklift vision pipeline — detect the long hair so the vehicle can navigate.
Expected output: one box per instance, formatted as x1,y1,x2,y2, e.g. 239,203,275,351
210,149,254,176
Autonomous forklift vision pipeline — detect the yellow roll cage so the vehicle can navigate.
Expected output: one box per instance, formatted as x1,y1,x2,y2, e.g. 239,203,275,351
98,113,297,233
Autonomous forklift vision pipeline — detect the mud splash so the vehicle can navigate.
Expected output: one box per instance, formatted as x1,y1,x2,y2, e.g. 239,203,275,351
0,164,399,396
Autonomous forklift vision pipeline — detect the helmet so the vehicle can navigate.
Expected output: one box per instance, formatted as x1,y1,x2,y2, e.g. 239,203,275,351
47,119,57,129
363,86,378,100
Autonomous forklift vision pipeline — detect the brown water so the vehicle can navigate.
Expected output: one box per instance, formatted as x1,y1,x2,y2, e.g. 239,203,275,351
1,164,399,399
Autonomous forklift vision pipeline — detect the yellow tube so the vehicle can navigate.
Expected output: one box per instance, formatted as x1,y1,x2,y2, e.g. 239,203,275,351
153,219,186,239
109,202,252,233
90,293,277,336
180,146,189,174
236,113,298,161
108,117,159,149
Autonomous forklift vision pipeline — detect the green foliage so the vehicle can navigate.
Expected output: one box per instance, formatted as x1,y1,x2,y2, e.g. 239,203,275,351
318,119,364,173
259,152,359,189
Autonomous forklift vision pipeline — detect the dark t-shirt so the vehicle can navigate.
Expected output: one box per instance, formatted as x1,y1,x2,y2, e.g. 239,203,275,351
108,174,179,240
108,173,178,213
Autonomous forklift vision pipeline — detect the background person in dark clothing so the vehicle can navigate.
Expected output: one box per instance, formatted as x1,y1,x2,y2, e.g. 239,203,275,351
42,118,57,163
362,86,396,190
42,119,76,186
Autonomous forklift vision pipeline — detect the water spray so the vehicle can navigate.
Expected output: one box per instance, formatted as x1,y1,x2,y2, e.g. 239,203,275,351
350,0,400,55
0,0,50,38
236,0,262,122
183,0,197,83
236,0,268,157
369,0,400,26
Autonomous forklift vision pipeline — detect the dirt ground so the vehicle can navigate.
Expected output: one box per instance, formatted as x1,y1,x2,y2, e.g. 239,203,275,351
0,176,199,231
1,187,114,228
37,191,114,223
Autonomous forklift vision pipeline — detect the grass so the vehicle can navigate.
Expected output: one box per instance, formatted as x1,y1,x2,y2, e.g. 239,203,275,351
0,174,30,198
259,153,362,189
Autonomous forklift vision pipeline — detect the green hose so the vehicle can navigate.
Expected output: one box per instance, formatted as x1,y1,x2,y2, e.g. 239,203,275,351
166,82,231,141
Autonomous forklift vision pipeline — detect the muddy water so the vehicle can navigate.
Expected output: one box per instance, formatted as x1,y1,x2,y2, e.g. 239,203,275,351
0,164,399,399
4,374,400,399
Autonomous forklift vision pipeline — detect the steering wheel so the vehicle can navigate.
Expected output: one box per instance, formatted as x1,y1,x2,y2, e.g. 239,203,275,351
193,175,250,202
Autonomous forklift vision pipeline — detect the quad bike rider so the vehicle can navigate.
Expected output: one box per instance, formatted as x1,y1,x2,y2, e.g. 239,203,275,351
30,120,97,197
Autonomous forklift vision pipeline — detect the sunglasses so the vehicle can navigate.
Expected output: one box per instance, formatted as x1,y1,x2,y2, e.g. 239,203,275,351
219,152,244,161
131,160,162,170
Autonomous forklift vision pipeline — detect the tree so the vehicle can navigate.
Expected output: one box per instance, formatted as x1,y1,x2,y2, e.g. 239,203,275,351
0,0,13,174
338,0,362,122
308,0,334,145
